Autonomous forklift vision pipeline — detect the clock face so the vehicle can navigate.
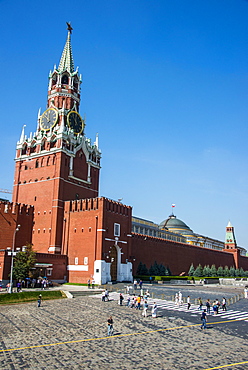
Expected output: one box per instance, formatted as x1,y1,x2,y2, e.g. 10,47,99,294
67,111,84,134
40,108,58,131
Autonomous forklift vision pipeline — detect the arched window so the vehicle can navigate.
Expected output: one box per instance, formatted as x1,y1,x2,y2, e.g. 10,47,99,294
41,140,46,151
35,160,39,168
22,144,27,155
61,75,68,84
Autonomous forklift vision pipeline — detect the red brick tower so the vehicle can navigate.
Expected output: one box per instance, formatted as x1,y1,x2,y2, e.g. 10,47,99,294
12,24,101,254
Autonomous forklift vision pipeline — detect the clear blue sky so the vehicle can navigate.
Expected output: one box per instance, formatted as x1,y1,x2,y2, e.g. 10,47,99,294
0,0,247,247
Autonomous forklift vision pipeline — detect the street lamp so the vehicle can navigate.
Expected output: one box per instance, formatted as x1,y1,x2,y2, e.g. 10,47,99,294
9,224,21,293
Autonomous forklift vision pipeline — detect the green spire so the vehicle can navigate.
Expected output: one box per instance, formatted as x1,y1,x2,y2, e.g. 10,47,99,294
58,23,74,73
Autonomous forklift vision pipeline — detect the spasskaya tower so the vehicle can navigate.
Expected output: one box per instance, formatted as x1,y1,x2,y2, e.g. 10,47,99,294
12,23,101,253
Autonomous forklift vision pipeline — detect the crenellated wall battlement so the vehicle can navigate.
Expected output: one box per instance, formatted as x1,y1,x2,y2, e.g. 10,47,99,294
65,197,132,216
0,201,34,216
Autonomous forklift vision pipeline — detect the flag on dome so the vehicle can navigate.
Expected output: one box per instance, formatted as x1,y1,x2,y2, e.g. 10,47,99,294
172,204,176,208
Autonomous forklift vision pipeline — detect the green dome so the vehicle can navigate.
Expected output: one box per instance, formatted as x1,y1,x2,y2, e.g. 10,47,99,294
159,214,194,235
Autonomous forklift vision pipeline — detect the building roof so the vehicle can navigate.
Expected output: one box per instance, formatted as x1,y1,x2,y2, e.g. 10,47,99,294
159,214,194,235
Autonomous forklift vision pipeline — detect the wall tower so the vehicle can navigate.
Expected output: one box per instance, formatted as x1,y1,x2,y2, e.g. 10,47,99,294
224,221,237,250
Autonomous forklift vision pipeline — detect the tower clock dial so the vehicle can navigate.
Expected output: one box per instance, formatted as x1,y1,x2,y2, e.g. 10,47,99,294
40,108,58,131
67,111,84,134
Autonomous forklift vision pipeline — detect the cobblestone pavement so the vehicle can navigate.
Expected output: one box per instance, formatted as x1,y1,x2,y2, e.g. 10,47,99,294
0,293,248,370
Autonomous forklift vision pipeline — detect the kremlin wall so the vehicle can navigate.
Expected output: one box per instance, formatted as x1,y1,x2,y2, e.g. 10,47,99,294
0,25,247,285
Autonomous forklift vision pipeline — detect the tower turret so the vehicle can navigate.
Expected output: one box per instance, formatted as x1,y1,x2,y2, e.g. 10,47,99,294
225,221,237,250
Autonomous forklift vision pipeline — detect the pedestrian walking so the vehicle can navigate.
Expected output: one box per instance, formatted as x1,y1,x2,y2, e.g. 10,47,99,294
101,290,105,302
105,289,109,301
119,293,124,306
222,297,227,311
139,280,143,289
175,293,179,307
136,295,141,310
200,309,207,330
212,301,218,315
215,299,220,314
37,294,42,307
145,289,150,299
152,302,157,318
142,301,149,317
107,316,114,336
133,279,137,290
206,299,211,314
244,287,248,299
130,296,136,308
91,279,95,289
87,279,90,289
198,298,203,310
178,291,183,305
126,296,131,307
187,295,191,310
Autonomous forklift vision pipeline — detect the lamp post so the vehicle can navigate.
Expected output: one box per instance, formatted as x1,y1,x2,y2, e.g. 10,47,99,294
9,224,21,293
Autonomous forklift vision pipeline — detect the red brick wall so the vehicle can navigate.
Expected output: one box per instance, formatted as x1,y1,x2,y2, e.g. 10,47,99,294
64,197,132,283
239,255,248,271
131,233,239,275
0,202,33,250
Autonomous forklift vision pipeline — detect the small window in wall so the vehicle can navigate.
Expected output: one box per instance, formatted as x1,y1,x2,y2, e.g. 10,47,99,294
75,257,78,265
114,223,120,237
47,268,53,276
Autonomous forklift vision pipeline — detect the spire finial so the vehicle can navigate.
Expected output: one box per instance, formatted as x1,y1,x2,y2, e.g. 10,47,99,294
66,22,73,34
58,23,74,73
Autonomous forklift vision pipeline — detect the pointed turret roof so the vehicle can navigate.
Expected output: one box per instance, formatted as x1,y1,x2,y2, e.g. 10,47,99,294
58,23,74,73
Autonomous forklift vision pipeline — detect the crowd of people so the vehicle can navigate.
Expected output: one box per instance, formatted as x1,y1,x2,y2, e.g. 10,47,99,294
105,284,248,335
0,278,52,293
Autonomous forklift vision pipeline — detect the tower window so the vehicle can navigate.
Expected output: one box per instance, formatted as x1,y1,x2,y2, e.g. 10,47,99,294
61,75,68,84
114,223,120,237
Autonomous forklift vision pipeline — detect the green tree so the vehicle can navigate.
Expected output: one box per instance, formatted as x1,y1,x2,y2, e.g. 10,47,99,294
203,265,211,277
239,268,245,277
149,264,155,276
153,261,160,275
210,264,217,277
223,266,230,277
235,268,241,277
229,266,235,277
159,264,166,276
165,266,171,276
136,262,143,275
140,263,149,275
13,243,36,281
217,266,224,277
188,264,195,276
193,264,203,277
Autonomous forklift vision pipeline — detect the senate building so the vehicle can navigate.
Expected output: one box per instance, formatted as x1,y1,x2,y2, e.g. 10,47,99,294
0,25,247,285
